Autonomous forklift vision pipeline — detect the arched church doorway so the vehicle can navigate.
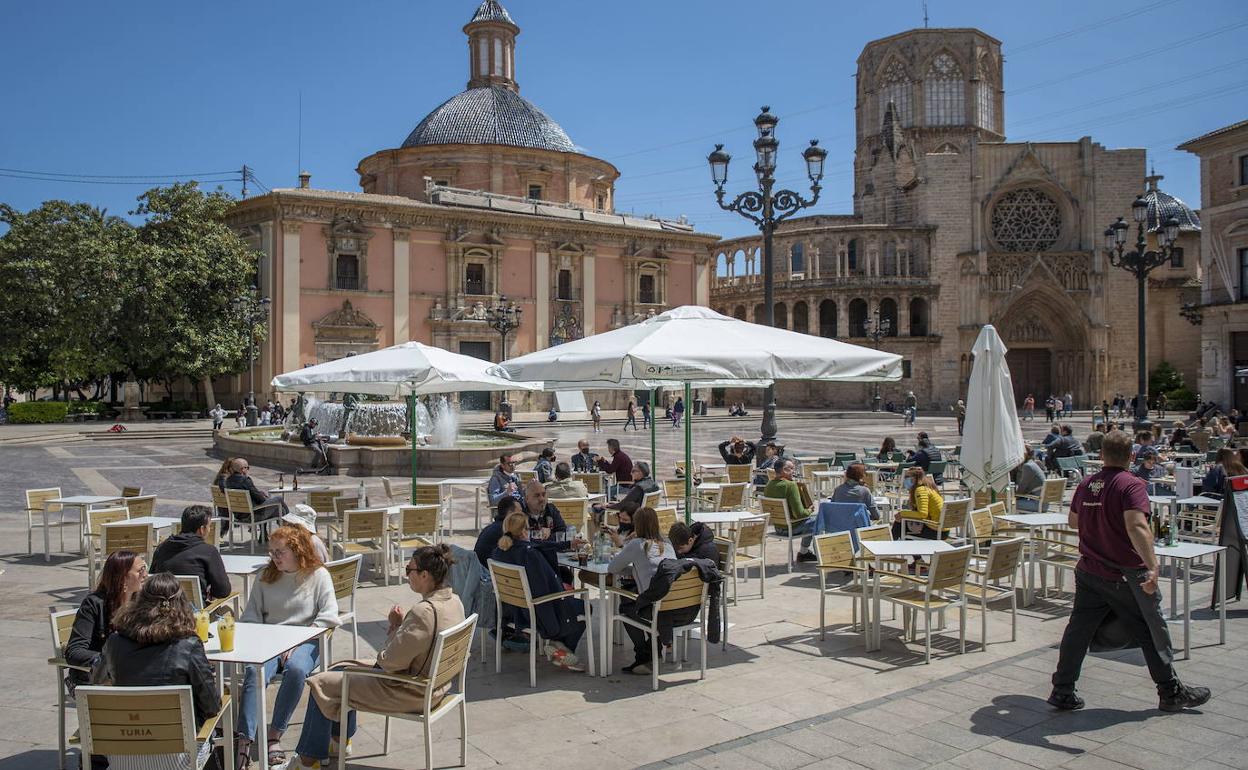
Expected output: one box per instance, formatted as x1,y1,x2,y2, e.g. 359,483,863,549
995,291,1090,407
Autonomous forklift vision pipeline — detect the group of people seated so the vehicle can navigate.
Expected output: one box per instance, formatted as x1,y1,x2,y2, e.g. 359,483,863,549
727,403,750,417
65,500,464,769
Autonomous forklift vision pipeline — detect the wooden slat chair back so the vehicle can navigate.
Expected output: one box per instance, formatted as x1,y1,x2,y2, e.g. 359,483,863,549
549,498,589,532
394,504,439,544
413,484,444,506
324,555,363,660
725,517,766,602
620,568,708,690
856,523,893,544
814,531,856,569
662,479,685,504
940,498,972,541
983,537,1025,582
968,506,995,543
487,560,595,687
654,505,677,533
25,486,69,555
864,470,879,491
574,472,605,495
174,574,239,617
814,531,871,642
77,684,230,766
643,490,663,510
124,495,157,519
102,522,153,560
307,490,341,514
335,614,478,770
1040,478,1066,511
224,488,254,518
987,500,1007,519
928,546,973,592
343,508,387,541
965,537,1025,646
802,462,831,479
759,495,803,573
86,506,130,539
726,464,752,484
50,609,87,767
380,476,410,502
735,517,766,549
331,496,359,516
120,486,143,498
210,485,229,512
516,470,537,486
28,487,63,515
718,482,749,511
488,560,530,611
656,569,705,612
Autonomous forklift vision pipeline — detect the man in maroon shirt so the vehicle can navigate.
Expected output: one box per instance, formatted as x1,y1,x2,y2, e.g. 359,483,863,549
1049,430,1210,712
596,438,633,499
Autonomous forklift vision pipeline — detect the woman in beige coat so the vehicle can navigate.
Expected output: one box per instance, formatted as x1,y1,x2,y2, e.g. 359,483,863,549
289,545,465,768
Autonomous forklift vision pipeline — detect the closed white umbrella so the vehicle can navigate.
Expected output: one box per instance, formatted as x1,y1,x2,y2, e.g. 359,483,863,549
498,305,902,517
960,325,1026,494
271,341,541,502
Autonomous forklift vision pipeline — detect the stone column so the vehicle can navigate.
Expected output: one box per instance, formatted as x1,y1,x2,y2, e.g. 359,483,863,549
535,246,550,349
393,228,410,344
838,302,849,339
583,251,596,337
280,221,302,373
695,257,710,306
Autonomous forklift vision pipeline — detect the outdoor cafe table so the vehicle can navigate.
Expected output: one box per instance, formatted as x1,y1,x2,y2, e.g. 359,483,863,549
994,512,1072,606
1154,541,1227,659
42,495,123,561
861,540,954,651
220,554,270,604
558,553,610,678
103,516,181,544
690,509,762,535
1148,495,1220,544
1171,452,1206,467
427,477,489,531
267,484,342,495
204,621,330,770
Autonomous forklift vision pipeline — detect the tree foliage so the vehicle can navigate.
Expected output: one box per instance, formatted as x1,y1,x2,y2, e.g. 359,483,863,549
0,183,264,396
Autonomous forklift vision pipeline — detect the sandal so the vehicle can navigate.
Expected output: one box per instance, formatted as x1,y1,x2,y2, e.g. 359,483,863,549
267,739,286,766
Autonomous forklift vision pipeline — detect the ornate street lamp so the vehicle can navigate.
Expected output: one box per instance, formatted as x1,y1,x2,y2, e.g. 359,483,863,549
230,293,271,426
1102,198,1182,432
709,106,827,444
863,310,891,412
486,295,523,361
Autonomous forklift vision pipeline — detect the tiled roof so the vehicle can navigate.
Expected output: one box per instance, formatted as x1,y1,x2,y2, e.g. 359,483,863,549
401,86,575,153
469,0,515,26
1144,188,1201,232
1177,119,1248,150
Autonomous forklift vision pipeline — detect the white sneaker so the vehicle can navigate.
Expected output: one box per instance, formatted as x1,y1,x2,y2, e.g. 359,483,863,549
542,640,558,661
329,736,352,757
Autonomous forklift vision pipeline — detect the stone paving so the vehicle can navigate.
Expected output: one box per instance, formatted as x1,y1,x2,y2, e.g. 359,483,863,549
2,412,1246,769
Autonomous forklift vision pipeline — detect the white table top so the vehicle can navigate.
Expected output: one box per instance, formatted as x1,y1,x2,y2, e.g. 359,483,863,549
268,485,341,494
696,483,723,492
1149,495,1177,505
812,470,845,477
48,495,122,506
220,554,270,574
432,477,490,486
996,513,1070,527
691,510,763,524
1178,495,1221,506
557,553,613,574
203,621,328,665
1155,542,1227,559
105,516,181,529
861,540,955,557
700,463,727,470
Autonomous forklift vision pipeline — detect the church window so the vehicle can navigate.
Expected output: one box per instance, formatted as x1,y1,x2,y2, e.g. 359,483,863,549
1240,248,1248,300
1170,245,1184,268
924,53,965,126
639,273,656,305
527,184,543,201
879,298,899,336
557,269,572,300
1240,154,1248,186
878,60,913,128
793,301,809,334
976,79,996,131
596,195,606,211
477,37,488,77
819,300,837,338
790,242,804,272
334,254,359,291
465,263,486,295
847,239,858,271
774,302,788,329
990,188,1062,252
909,297,929,336
493,38,503,76
902,360,912,378
848,298,868,337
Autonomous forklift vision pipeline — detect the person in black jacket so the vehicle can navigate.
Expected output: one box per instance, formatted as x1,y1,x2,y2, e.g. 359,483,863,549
623,551,722,664
718,436,756,465
669,522,723,643
473,497,521,567
909,434,944,484
224,457,287,520
65,550,147,695
91,573,221,768
151,505,232,602
597,461,658,516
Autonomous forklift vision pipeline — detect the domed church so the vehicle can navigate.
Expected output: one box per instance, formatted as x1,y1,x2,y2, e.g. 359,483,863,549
225,0,718,410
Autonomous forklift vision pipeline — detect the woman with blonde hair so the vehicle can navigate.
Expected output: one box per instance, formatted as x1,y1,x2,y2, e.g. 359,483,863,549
891,466,945,547
236,525,339,766
90,572,221,770
607,507,676,674
490,511,587,671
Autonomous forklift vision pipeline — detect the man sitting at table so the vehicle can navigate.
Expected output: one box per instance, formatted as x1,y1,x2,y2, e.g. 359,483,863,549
718,435,756,466
1014,457,1047,511
521,480,569,547
151,504,231,603
596,461,658,517
596,438,634,498
909,433,944,484
1047,424,1084,471
831,463,879,521
545,462,589,499
763,459,817,562
570,440,599,473
669,521,722,643
1131,431,1160,463
487,454,522,506
225,457,288,521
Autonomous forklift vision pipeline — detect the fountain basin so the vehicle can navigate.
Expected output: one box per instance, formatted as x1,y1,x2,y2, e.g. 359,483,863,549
212,427,553,477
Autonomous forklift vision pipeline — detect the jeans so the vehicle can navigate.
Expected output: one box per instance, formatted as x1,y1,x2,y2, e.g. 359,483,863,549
294,696,357,762
237,639,320,738
1015,497,1040,512
624,415,637,431
775,517,815,549
1052,568,1176,694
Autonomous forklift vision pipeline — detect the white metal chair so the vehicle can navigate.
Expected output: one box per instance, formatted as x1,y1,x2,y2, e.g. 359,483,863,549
487,560,595,687
760,495,808,573
380,475,412,503
124,494,158,519
84,506,130,586
335,613,477,770
390,505,440,577
725,516,766,602
26,487,75,555
607,569,708,691
324,555,363,661
76,684,233,770
100,521,154,564
174,574,241,618
879,545,973,664
330,509,389,584
1017,478,1066,513
964,537,1025,647
814,531,870,643
224,488,279,553
49,609,87,770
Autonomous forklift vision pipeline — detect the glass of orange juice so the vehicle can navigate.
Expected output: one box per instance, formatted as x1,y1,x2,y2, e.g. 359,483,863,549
195,610,210,643
218,614,236,652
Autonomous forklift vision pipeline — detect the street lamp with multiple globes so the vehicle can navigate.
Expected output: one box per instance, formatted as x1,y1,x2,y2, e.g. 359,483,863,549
1102,196,1182,432
863,311,891,412
708,106,827,445
230,293,272,426
486,295,523,413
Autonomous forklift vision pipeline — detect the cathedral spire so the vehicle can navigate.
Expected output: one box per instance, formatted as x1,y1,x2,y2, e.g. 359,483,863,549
465,0,520,92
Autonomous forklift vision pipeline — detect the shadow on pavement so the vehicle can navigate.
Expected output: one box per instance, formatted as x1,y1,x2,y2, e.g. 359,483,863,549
969,694,1152,755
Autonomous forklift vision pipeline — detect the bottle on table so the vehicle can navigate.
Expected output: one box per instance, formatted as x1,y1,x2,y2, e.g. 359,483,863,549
358,480,368,508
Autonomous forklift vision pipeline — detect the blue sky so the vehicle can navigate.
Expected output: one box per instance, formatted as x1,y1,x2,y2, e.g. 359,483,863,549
1,0,1243,239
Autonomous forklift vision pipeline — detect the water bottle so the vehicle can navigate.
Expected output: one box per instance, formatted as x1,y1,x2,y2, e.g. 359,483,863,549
358,480,368,508
593,530,607,564
278,472,285,490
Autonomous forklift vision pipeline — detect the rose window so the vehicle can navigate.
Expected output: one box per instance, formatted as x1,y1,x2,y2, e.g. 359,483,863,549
990,188,1061,252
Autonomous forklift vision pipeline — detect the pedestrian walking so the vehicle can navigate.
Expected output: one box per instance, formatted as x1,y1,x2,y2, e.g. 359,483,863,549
1047,430,1210,712
672,396,685,428
591,400,602,433
904,391,918,425
1045,396,1055,423
1023,394,1035,421
209,403,226,431
954,399,965,436
624,398,637,431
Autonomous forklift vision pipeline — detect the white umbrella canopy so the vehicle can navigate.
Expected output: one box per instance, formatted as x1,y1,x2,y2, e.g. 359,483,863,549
960,325,1026,494
496,305,902,384
271,341,541,397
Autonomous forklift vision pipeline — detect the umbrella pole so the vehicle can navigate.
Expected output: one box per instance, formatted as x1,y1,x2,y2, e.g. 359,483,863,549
649,388,657,472
684,382,693,524
407,393,418,506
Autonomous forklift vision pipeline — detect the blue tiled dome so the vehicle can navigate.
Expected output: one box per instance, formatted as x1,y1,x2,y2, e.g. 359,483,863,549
1143,187,1201,233
401,86,575,153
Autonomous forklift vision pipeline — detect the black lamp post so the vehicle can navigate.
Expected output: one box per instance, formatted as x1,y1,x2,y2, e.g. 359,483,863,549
486,295,523,413
709,106,827,445
231,293,271,426
863,310,891,412
1102,197,1181,432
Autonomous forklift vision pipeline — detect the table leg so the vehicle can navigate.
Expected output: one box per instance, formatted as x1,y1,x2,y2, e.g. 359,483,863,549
598,572,609,677
1170,554,1178,620
43,506,51,562
1023,534,1036,607
870,561,881,651
1219,554,1226,646
253,661,269,770
1182,557,1190,661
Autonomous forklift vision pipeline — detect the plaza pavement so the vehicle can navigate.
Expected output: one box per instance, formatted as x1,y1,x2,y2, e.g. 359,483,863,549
1,411,1246,769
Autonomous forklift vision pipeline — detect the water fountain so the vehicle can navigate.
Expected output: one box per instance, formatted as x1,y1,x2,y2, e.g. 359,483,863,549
213,394,552,477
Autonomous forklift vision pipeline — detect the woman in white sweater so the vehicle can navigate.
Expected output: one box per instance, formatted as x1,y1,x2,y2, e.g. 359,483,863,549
236,525,339,767
607,507,675,675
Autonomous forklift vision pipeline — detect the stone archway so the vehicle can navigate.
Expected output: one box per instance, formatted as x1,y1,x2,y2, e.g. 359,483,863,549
994,287,1091,407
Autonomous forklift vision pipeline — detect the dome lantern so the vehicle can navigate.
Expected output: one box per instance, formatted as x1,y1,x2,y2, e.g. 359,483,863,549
465,0,520,93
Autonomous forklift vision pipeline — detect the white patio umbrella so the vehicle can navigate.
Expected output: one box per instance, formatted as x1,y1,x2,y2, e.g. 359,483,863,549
498,305,902,517
959,325,1026,495
271,341,541,502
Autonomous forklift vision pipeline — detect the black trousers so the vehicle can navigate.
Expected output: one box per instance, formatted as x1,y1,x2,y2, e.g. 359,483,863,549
1052,568,1177,694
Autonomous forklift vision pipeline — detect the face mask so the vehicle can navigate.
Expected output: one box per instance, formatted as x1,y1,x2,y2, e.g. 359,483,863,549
903,478,915,491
